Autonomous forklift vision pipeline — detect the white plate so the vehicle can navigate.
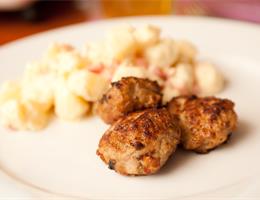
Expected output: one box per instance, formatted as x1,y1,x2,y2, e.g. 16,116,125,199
0,16,260,200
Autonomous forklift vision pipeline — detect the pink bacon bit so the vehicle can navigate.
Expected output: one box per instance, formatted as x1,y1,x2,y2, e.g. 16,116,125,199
98,60,121,81
135,57,149,69
88,64,105,74
154,67,168,81
62,44,74,52
7,125,17,131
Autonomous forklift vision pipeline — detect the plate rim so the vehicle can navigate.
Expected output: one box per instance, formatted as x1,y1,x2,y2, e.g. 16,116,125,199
0,15,260,199
1,15,260,49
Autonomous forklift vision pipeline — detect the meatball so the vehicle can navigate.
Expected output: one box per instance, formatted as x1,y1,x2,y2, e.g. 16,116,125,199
97,108,181,175
95,77,162,124
167,95,237,153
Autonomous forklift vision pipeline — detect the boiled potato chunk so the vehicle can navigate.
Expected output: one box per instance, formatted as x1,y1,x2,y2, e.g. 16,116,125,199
112,63,148,82
0,81,21,106
145,38,179,68
195,61,224,96
54,79,90,120
134,25,161,49
68,70,109,102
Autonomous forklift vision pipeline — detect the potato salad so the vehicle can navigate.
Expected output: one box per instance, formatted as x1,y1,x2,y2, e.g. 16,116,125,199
0,24,224,131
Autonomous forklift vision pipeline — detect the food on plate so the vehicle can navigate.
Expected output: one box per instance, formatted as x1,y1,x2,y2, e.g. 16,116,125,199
167,95,237,153
83,24,224,101
97,108,181,175
194,61,225,96
144,38,179,68
0,81,51,130
162,63,194,102
95,77,162,124
175,40,197,63
96,79,238,174
0,81,21,106
0,44,104,130
112,62,147,82
54,78,91,120
0,24,225,131
67,69,109,102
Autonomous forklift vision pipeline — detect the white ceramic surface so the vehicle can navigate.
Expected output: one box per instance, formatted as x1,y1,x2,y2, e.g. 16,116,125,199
0,16,260,200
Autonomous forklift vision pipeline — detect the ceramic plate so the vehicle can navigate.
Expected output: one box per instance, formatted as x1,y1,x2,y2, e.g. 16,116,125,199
0,16,260,200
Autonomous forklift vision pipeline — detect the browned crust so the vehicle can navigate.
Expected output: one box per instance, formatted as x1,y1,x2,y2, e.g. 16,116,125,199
97,108,181,175
95,77,162,124
167,95,237,153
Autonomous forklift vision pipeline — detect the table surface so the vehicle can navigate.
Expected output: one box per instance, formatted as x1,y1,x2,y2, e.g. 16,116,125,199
0,1,89,45
0,0,173,45
1,0,259,45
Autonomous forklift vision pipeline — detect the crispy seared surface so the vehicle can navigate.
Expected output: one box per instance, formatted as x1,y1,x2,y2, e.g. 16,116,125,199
95,77,162,124
167,95,237,153
97,108,181,175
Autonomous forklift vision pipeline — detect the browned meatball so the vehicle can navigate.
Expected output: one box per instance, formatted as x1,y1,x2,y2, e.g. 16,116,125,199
167,95,237,153
97,108,181,176
95,77,162,124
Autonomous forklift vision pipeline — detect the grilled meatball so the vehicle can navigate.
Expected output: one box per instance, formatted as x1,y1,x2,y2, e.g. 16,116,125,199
167,95,237,153
97,108,181,175
95,77,162,124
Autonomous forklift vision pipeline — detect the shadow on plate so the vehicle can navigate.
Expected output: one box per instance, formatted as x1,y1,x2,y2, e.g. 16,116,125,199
155,148,195,176
155,119,251,176
219,119,251,150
